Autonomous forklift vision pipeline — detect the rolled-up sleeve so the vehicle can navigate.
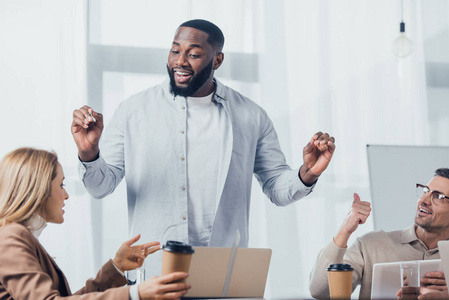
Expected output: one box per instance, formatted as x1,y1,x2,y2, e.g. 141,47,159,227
253,110,315,206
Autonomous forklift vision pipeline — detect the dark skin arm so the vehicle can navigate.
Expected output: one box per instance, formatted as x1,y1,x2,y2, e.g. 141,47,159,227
300,131,336,185
71,105,103,162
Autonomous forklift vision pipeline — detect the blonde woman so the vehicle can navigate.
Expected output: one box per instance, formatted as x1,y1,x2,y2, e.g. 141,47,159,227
0,147,190,300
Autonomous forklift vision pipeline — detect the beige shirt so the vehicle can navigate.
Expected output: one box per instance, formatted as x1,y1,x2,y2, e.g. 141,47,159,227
309,225,442,299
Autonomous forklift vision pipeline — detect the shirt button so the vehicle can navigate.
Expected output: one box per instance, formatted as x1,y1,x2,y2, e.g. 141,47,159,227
182,216,186,220
180,157,185,161
87,166,92,170
181,186,186,191
181,106,185,109
180,130,184,134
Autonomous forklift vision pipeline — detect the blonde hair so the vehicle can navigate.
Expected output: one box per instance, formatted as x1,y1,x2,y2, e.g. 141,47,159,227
0,147,58,227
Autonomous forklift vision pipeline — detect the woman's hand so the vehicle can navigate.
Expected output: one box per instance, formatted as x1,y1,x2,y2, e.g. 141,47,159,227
112,234,160,272
138,272,191,300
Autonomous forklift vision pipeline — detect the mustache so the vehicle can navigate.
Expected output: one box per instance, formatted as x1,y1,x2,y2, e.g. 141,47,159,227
171,67,193,72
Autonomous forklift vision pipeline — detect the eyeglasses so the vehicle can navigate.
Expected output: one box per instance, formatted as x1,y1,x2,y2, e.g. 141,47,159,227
416,183,449,206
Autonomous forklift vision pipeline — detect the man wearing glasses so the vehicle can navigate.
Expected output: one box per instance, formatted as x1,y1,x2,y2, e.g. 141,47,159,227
309,168,449,299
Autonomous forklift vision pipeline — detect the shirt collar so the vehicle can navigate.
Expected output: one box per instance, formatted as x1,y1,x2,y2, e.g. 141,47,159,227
25,214,47,239
186,91,214,103
401,224,420,244
212,78,228,103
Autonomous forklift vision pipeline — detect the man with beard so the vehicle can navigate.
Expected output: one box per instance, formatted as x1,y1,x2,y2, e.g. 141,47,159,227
72,19,335,278
309,168,449,299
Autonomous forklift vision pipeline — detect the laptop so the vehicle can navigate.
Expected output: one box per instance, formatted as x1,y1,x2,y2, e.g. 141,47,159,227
371,259,443,299
184,246,272,298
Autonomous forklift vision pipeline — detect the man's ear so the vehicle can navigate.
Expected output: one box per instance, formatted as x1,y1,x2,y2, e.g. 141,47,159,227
213,52,224,70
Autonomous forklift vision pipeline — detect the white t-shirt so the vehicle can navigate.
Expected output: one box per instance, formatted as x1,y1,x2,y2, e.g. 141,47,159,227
186,93,226,246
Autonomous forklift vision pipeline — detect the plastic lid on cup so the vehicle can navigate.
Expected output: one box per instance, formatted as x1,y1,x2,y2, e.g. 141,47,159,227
162,240,195,254
327,263,354,271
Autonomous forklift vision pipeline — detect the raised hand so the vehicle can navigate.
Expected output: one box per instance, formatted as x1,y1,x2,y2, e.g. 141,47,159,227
112,234,161,272
334,193,371,248
300,131,336,185
71,105,103,161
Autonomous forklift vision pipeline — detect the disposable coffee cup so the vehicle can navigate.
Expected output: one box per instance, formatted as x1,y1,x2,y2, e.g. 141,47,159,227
161,240,195,283
327,263,354,299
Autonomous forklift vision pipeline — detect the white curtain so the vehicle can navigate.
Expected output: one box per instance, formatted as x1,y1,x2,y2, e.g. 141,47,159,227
250,0,429,297
0,0,93,290
0,0,442,298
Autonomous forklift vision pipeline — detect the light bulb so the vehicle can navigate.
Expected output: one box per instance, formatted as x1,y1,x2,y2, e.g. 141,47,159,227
392,22,413,58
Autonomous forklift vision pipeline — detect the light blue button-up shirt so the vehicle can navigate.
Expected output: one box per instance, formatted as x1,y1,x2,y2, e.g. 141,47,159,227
79,78,315,277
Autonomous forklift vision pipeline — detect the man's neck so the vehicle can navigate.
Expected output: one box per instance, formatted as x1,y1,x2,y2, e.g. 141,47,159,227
191,78,215,97
415,226,449,249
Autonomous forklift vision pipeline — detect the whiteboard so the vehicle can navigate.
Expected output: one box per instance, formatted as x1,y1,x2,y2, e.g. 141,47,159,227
367,145,449,232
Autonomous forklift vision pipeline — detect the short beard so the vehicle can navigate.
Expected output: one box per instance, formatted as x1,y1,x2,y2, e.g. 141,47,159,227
415,217,442,234
167,59,214,97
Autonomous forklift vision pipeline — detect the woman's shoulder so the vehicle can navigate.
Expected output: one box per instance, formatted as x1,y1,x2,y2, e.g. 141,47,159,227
0,223,34,242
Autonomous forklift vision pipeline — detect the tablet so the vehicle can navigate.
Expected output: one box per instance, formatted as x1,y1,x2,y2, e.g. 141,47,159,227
371,259,443,299
438,241,449,284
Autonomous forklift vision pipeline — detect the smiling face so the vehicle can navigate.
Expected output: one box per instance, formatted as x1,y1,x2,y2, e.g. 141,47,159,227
167,26,223,97
415,175,449,234
41,162,68,224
